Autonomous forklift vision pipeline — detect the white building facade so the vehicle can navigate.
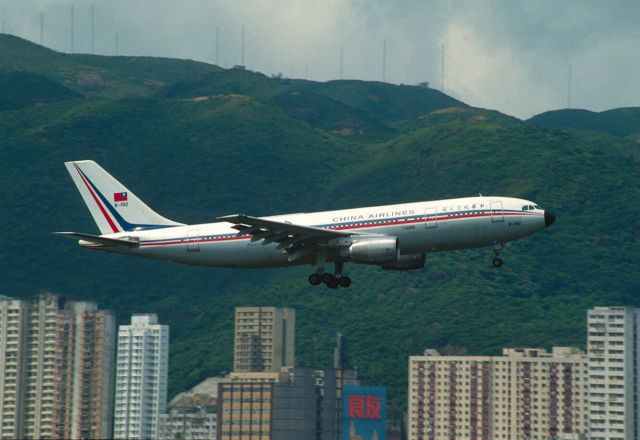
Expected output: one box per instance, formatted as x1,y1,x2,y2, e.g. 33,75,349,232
588,306,640,440
0,295,115,440
408,347,588,440
114,314,169,440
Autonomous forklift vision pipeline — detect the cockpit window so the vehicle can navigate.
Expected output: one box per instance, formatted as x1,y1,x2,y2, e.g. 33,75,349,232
529,205,535,210
522,205,529,211
534,205,542,209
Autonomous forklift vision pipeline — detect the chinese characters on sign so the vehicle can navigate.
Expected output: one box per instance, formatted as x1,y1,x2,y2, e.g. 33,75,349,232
348,394,382,419
343,386,386,440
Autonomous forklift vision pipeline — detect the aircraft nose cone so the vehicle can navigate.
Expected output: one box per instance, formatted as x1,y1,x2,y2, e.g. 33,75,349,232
544,211,556,227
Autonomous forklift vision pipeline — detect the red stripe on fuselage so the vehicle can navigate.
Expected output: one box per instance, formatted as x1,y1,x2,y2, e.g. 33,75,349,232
138,211,542,248
139,235,245,247
74,164,120,233
332,211,534,231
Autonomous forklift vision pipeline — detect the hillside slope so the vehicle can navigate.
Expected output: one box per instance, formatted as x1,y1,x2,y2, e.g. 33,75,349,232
2,35,640,409
0,34,219,98
291,79,466,125
527,107,640,138
0,71,81,110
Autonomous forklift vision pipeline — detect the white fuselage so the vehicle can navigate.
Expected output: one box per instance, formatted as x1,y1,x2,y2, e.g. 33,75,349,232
93,196,548,269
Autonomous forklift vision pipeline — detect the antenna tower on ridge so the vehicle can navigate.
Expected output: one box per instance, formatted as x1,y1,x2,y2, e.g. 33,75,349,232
70,5,75,53
567,65,572,108
241,24,245,67
90,4,95,54
39,12,44,45
382,39,387,82
215,26,220,65
441,44,445,91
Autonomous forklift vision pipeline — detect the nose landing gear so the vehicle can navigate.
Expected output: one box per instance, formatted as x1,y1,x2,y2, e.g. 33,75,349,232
492,244,504,268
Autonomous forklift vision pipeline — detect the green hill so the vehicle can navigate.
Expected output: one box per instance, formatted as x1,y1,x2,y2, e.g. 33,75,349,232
0,71,81,110
2,35,640,411
0,34,219,98
166,70,395,140
291,79,467,125
527,107,640,138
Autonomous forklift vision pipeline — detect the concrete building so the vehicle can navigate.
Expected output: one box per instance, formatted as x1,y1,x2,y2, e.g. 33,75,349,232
21,294,59,439
234,307,295,372
53,301,116,439
408,347,588,440
217,368,338,440
158,377,225,440
0,295,31,440
587,306,640,440
114,314,169,440
218,370,288,440
158,394,217,440
0,294,115,440
333,332,362,436
158,405,217,440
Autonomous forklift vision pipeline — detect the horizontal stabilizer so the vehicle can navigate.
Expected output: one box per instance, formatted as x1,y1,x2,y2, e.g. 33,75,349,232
54,232,139,248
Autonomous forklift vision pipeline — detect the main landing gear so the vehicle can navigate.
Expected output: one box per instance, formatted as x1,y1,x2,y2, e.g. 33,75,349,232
492,243,504,268
308,259,351,288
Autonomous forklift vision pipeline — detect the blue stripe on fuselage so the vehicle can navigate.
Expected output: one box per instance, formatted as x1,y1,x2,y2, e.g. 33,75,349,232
139,209,539,246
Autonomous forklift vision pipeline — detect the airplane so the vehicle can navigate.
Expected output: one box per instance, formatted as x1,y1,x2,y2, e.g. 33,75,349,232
56,160,556,288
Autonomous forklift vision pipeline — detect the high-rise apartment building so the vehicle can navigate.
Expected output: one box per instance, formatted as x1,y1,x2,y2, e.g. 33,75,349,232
0,295,31,440
587,306,640,440
217,368,338,440
21,294,59,439
0,294,115,440
114,313,169,440
53,301,116,439
233,307,295,372
408,347,588,440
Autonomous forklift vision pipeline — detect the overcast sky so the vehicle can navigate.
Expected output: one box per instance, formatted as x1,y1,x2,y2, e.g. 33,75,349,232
2,0,639,119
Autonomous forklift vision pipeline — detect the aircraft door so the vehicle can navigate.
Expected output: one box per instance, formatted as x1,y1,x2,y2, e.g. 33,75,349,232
187,228,200,252
424,207,438,229
490,201,504,223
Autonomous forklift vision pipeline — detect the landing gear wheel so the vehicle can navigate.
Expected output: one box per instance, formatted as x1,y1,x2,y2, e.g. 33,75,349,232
325,276,338,289
308,273,321,285
492,257,503,268
337,276,352,288
322,273,335,284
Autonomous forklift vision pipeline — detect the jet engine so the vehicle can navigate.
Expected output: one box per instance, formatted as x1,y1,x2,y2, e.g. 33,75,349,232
348,237,399,264
381,253,426,270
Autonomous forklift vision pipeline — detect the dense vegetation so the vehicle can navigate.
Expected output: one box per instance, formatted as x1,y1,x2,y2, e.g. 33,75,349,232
527,107,640,140
2,35,639,411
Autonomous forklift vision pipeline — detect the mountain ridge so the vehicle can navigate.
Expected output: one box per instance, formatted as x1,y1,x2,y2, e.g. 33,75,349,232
527,107,640,139
2,35,639,410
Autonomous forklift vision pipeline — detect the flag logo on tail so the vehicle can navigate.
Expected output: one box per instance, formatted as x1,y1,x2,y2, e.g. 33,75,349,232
114,192,128,202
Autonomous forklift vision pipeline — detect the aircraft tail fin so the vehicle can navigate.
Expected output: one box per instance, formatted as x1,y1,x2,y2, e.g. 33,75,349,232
64,160,183,235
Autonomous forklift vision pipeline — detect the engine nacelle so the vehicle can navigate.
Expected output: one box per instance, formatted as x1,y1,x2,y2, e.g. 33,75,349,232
348,237,399,264
381,253,426,271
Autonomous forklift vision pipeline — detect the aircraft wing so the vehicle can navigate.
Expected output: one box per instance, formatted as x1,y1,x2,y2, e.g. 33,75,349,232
217,214,354,261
